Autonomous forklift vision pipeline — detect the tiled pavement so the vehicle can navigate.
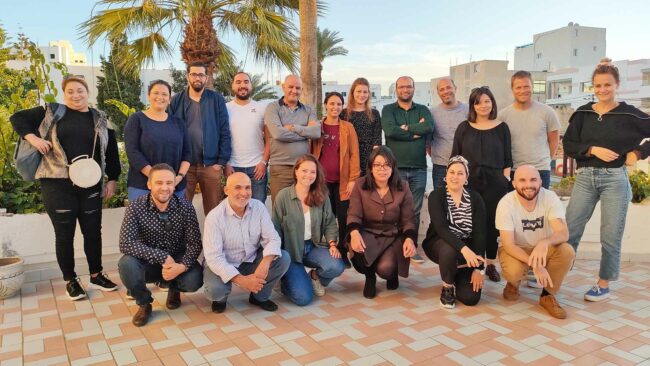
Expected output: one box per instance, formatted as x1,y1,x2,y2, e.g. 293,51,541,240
2,260,650,366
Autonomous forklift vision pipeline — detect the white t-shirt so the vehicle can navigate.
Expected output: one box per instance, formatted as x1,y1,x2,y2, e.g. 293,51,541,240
304,210,312,240
495,188,565,248
226,100,266,167
499,101,561,170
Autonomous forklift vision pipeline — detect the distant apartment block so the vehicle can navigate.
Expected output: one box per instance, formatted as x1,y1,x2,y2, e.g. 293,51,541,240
387,81,433,107
514,22,606,72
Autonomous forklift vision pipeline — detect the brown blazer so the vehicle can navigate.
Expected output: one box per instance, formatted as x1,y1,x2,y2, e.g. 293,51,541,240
346,177,417,277
311,119,361,201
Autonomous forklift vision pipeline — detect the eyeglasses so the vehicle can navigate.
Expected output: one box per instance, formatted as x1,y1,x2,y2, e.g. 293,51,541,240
471,86,490,92
189,73,207,79
372,163,392,170
158,212,173,232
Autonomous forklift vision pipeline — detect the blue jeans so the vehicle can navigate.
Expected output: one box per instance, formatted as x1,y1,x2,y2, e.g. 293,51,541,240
232,165,268,203
431,164,447,190
281,240,345,306
203,249,290,302
566,167,632,281
398,168,428,244
118,255,203,306
128,187,185,201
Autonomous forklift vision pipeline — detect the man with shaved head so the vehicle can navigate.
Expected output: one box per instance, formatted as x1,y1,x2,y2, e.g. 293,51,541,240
265,74,320,202
495,165,575,319
203,172,290,313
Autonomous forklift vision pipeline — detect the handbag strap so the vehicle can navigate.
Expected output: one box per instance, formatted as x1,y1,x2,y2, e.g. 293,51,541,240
90,129,98,159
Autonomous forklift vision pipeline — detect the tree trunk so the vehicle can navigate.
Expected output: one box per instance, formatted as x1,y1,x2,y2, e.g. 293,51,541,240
316,61,323,118
299,0,317,106
180,12,220,90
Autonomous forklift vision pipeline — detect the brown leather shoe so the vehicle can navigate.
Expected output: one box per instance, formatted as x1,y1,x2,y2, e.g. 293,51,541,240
132,304,152,327
540,294,567,319
166,288,181,310
486,264,501,282
503,282,520,301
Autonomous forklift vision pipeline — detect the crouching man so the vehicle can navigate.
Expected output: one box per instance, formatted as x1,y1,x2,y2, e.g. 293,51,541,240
203,172,290,313
496,165,575,318
118,163,203,326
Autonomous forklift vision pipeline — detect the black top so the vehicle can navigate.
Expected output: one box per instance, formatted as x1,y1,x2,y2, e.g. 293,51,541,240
563,102,650,168
10,106,121,180
423,187,486,255
451,121,512,187
342,109,382,175
119,194,202,267
123,111,191,191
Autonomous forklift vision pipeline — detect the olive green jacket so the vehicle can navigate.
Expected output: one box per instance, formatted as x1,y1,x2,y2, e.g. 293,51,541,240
271,185,338,263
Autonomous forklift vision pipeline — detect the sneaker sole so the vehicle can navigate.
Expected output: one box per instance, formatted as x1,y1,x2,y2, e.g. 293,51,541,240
439,299,455,309
411,259,425,263
67,292,87,301
585,292,610,302
87,283,118,292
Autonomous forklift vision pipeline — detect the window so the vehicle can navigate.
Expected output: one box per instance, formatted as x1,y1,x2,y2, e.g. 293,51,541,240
537,53,542,59
473,64,480,73
575,29,578,37
533,81,546,94
581,82,593,93
342,92,347,97
50,54,55,59
371,92,376,98
573,49,578,57
642,70,650,86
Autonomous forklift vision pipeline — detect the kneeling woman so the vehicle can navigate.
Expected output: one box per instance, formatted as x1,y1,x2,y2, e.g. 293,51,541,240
423,156,487,308
272,155,345,306
348,146,417,299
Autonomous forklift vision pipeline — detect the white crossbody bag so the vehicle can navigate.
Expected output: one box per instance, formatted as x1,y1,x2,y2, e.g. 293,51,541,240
68,130,102,188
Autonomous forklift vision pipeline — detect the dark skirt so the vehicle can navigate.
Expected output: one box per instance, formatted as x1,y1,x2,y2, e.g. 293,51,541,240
349,229,411,278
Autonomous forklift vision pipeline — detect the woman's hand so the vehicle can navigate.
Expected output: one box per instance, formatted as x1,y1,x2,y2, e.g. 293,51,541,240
329,244,341,259
625,151,639,166
25,134,52,155
350,230,365,253
589,146,619,162
103,180,116,200
470,269,484,292
403,238,416,258
460,246,484,268
345,181,355,197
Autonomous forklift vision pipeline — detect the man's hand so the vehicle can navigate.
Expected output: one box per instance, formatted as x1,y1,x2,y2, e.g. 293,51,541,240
533,266,554,288
212,164,223,173
254,161,267,180
254,256,274,281
400,124,408,131
350,230,366,253
224,164,235,177
426,145,432,157
589,146,619,162
528,240,549,268
162,262,186,281
234,274,266,293
284,124,294,131
307,120,318,127
403,238,416,258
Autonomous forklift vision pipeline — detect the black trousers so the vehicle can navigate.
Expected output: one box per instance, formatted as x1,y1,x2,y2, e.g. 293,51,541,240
41,178,103,281
470,173,508,260
326,182,350,255
423,238,481,306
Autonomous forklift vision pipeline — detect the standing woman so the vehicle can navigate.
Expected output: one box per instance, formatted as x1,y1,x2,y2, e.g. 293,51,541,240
342,78,382,176
272,155,345,306
564,61,650,302
451,87,512,283
422,155,487,309
347,146,417,299
124,80,190,200
312,92,360,268
10,76,121,300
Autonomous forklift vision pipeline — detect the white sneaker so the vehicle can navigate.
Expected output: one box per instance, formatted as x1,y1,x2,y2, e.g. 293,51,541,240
311,270,325,297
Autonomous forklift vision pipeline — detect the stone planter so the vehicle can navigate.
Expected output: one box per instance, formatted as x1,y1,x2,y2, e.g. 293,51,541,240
0,257,25,299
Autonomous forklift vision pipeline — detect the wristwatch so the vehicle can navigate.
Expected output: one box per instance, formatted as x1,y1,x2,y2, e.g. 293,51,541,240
177,172,186,178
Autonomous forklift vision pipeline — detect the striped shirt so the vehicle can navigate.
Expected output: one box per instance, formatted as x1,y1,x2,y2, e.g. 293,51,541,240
203,198,282,282
446,188,473,240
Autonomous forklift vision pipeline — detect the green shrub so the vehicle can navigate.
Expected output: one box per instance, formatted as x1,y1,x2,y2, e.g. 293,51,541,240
551,176,575,197
629,170,650,203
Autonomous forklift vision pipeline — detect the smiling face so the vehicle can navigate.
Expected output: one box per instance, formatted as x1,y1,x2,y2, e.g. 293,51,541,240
225,172,252,212
437,79,457,106
396,77,414,103
473,93,493,119
593,73,619,104
325,94,343,119
148,84,170,112
445,162,467,191
353,84,370,106
282,75,302,105
294,160,317,189
371,154,393,185
232,72,252,101
147,168,175,205
513,165,542,202
512,77,532,104
63,81,89,111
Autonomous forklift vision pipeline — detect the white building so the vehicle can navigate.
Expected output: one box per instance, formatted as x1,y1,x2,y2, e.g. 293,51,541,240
388,81,433,107
321,81,382,106
514,23,606,72
40,40,88,65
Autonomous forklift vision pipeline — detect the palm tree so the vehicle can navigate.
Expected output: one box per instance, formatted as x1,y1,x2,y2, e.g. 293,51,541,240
250,74,279,101
299,0,317,106
316,27,347,111
79,0,301,88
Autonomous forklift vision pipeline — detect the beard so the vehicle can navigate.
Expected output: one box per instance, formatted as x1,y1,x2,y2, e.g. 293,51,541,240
516,186,540,201
397,95,413,103
191,81,205,93
235,90,251,101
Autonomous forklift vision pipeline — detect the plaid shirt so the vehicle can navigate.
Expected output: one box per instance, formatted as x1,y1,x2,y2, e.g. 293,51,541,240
119,194,202,267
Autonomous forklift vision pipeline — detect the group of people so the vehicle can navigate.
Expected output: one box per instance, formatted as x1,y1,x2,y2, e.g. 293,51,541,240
10,58,650,327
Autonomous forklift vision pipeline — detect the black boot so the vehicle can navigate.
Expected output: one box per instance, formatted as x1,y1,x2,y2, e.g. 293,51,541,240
363,273,377,299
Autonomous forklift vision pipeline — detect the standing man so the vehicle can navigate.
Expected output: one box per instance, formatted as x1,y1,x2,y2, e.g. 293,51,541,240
224,71,270,203
203,172,290,313
265,75,320,203
496,165,575,319
427,77,469,189
169,62,231,215
118,164,203,327
499,71,561,189
382,76,434,263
